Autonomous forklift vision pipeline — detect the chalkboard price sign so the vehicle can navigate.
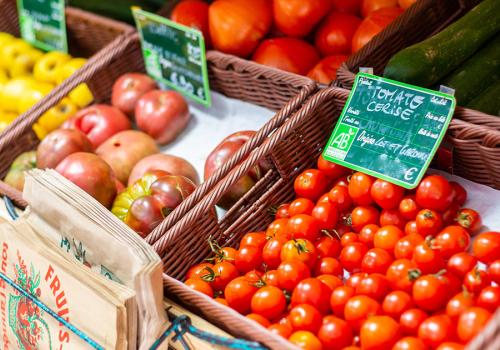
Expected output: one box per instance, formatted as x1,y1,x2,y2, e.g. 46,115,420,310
323,73,456,189
17,0,67,52
133,8,211,107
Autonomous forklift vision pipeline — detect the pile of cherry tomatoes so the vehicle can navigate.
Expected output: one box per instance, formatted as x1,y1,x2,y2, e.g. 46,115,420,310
185,154,499,350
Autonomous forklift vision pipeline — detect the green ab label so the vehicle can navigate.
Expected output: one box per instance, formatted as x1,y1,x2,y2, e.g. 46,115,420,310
325,125,359,160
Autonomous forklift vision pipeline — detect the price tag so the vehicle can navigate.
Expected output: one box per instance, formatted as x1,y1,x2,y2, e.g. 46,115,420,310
323,73,456,189
17,0,67,52
132,8,211,107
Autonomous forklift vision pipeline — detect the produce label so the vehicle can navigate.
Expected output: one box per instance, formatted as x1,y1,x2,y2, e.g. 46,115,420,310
323,73,456,189
17,0,67,52
133,8,211,106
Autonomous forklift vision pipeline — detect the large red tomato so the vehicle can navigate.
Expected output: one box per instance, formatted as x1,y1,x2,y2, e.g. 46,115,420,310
253,38,321,76
273,0,332,38
352,7,403,53
361,0,399,17
315,12,362,56
331,0,362,15
208,0,272,57
307,55,348,84
171,0,211,47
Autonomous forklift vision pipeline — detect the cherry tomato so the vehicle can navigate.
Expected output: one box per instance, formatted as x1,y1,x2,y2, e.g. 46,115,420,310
346,272,367,289
379,209,406,229
341,232,359,246
186,262,214,280
416,209,443,236
317,274,343,291
356,273,390,301
335,175,351,188
246,313,271,327
328,184,353,212
185,278,214,297
361,0,399,17
251,285,287,320
171,0,211,46
281,239,317,268
351,206,380,232
472,231,500,264
359,224,379,248
263,270,280,287
400,308,428,336
289,304,323,333
477,286,500,313
447,252,477,279
314,257,343,277
235,245,263,274
273,0,331,38
340,242,369,273
287,214,321,241
360,315,401,350
277,260,311,292
291,278,332,314
348,172,375,206
386,259,419,293
370,179,405,209
405,220,419,235
315,236,341,259
352,7,403,52
361,248,392,274
315,12,362,56
412,275,448,312
268,323,292,338
434,225,470,259
294,169,329,201
240,231,267,250
416,175,454,212
412,240,445,274
394,234,424,260
312,202,339,230
289,198,315,216
442,202,460,226
464,267,491,294
393,337,427,350
436,343,465,350
446,291,475,319
317,154,350,179
457,307,492,343
487,259,500,284
289,331,322,350
382,291,414,319
205,261,239,291
418,315,455,348
266,218,290,240
344,295,381,331
224,276,259,314
399,195,420,220
245,269,264,284
318,315,354,350
440,271,462,299
450,181,467,206
317,193,331,204
330,285,355,317
373,225,404,252
274,203,290,219
262,237,286,269
455,208,482,234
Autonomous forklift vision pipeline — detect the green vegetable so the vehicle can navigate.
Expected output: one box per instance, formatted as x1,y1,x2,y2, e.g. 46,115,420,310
467,81,500,116
384,0,500,87
441,35,500,105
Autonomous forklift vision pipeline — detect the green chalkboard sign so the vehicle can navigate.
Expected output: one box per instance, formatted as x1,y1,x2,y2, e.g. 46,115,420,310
17,0,67,52
133,8,211,107
323,73,456,189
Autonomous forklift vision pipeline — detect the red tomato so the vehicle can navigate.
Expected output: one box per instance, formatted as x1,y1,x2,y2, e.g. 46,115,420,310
317,153,350,179
356,273,390,301
374,225,404,252
412,275,448,312
346,272,367,289
291,278,332,314
456,208,482,234
328,184,354,212
348,172,375,205
289,304,323,333
361,0,399,17
224,276,258,314
477,286,500,313
436,343,465,350
253,38,321,75
235,245,263,274
434,225,470,259
317,274,343,291
315,236,341,259
399,0,417,9
361,248,393,274
317,193,330,204
394,234,424,260
281,239,317,268
359,224,380,247
240,231,267,250
488,259,500,284
416,175,454,212
351,206,380,232
450,181,467,206
330,286,355,317
263,270,280,287
274,203,290,219
273,0,332,38
341,232,360,247
399,195,420,220
287,214,321,241
340,242,369,273
213,246,237,264
312,202,339,230
315,12,362,56
393,337,427,350
332,0,362,15
245,269,264,284
442,202,460,226
344,295,382,331
447,252,477,279
405,220,419,235
186,262,213,280
370,179,405,209
418,315,455,348
171,0,211,47
352,7,403,52
446,291,475,319
318,315,354,349
360,315,401,350
268,323,292,338
185,278,214,297
415,209,443,236
379,208,406,229
266,218,290,240
314,257,343,277
472,231,500,264
289,331,323,350
262,237,286,269
386,259,419,293
251,286,287,320
294,169,329,200
400,308,428,336
382,291,414,319
208,0,271,57
246,313,271,327
289,198,315,216
208,261,239,291
457,307,492,343
464,268,491,294
334,175,351,188
441,271,463,299
412,240,445,274
277,260,311,292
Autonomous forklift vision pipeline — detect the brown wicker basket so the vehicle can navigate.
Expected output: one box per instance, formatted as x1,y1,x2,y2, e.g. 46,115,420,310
150,86,500,349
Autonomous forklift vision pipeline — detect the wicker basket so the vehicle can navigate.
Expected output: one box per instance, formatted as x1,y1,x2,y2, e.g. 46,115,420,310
150,86,500,349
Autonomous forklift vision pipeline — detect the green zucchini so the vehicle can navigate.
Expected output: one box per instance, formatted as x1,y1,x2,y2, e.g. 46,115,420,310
384,0,500,87
441,35,500,105
467,81,500,116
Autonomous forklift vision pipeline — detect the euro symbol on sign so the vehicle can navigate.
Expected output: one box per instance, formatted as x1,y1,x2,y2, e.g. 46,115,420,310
332,127,356,150
404,167,418,181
